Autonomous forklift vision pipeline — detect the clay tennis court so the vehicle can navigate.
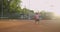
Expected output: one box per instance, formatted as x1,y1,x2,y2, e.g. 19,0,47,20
0,19,60,32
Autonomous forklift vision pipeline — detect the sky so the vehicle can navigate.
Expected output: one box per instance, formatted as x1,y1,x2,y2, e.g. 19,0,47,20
21,0,60,16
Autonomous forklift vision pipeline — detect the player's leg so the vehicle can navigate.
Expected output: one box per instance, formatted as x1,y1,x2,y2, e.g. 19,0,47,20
38,19,40,24
35,20,37,24
35,19,38,24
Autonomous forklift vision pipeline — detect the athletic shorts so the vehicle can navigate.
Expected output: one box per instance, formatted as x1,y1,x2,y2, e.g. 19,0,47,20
35,19,39,21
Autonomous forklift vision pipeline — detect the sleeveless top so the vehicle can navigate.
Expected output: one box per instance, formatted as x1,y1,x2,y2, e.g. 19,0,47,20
34,14,39,19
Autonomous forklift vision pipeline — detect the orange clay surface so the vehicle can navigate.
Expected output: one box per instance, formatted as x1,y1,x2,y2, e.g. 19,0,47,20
0,19,60,32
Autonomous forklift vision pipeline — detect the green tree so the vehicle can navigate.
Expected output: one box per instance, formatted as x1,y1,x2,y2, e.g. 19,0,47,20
20,7,34,19
40,10,46,19
9,0,21,13
0,0,22,18
40,10,54,20
45,12,54,20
